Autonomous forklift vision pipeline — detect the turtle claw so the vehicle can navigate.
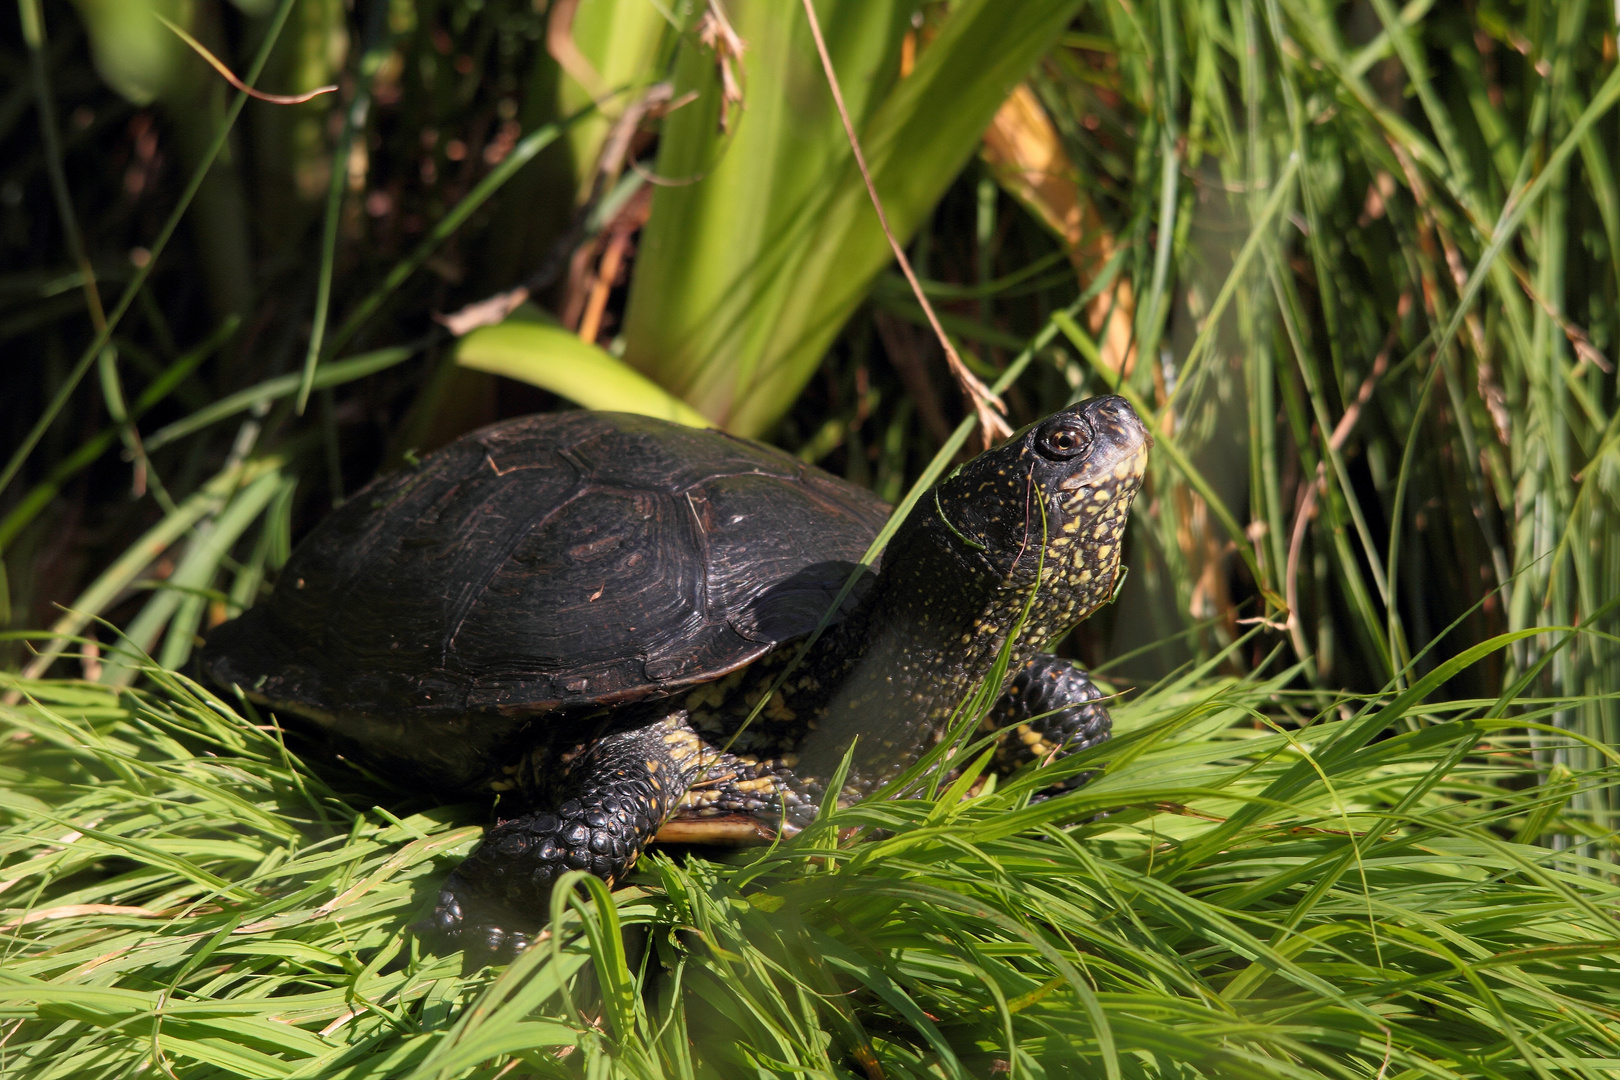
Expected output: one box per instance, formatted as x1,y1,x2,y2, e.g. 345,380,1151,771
411,872,539,965
411,785,665,963
426,874,467,930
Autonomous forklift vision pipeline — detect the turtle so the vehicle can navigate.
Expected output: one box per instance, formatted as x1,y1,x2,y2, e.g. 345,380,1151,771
201,397,1150,954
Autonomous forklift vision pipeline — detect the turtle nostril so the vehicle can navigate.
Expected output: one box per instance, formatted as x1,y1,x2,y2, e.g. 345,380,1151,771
1089,395,1149,448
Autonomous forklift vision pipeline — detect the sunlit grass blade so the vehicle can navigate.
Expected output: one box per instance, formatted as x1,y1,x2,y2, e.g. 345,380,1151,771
142,345,415,453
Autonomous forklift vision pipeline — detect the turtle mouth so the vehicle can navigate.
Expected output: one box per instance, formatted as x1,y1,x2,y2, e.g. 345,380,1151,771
1056,450,1147,493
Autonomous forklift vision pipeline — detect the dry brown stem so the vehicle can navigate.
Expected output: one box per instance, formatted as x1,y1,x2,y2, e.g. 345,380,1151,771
158,15,336,105
798,0,1010,447
546,0,612,105
698,0,746,134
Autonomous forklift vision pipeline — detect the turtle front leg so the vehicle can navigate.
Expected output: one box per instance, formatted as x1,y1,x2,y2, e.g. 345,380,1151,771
987,653,1113,792
418,718,692,959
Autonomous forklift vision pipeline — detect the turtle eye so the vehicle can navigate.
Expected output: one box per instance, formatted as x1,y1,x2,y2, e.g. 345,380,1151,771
1036,418,1092,460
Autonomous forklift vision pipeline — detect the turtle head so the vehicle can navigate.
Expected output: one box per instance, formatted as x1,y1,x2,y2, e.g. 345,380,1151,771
804,396,1148,770
930,395,1150,620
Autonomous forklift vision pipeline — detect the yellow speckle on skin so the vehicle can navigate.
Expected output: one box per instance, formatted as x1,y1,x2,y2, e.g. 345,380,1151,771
662,728,704,767
1093,488,1112,502
1063,520,1081,533
1097,544,1113,560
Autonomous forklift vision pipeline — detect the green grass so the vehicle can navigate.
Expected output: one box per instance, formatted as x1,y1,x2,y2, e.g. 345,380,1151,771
3,635,1618,1078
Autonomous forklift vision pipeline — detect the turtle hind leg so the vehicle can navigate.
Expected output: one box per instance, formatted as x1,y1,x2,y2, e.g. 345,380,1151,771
988,653,1113,794
415,718,691,960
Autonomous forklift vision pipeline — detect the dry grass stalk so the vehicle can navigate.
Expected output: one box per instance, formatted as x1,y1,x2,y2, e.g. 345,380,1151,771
799,0,1011,447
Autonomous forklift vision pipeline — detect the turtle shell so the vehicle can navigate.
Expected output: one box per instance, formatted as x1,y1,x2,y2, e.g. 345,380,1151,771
203,412,890,738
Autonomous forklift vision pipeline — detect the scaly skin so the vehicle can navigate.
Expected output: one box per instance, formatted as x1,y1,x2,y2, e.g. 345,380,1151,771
420,717,686,957
986,654,1113,793
424,397,1150,956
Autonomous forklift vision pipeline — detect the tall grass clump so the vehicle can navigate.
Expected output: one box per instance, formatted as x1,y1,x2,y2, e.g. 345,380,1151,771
2,0,1618,1075
1034,0,1620,853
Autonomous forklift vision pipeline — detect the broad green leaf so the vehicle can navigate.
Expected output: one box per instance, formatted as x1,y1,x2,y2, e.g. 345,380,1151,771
456,317,711,428
622,0,1084,435
66,0,193,105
